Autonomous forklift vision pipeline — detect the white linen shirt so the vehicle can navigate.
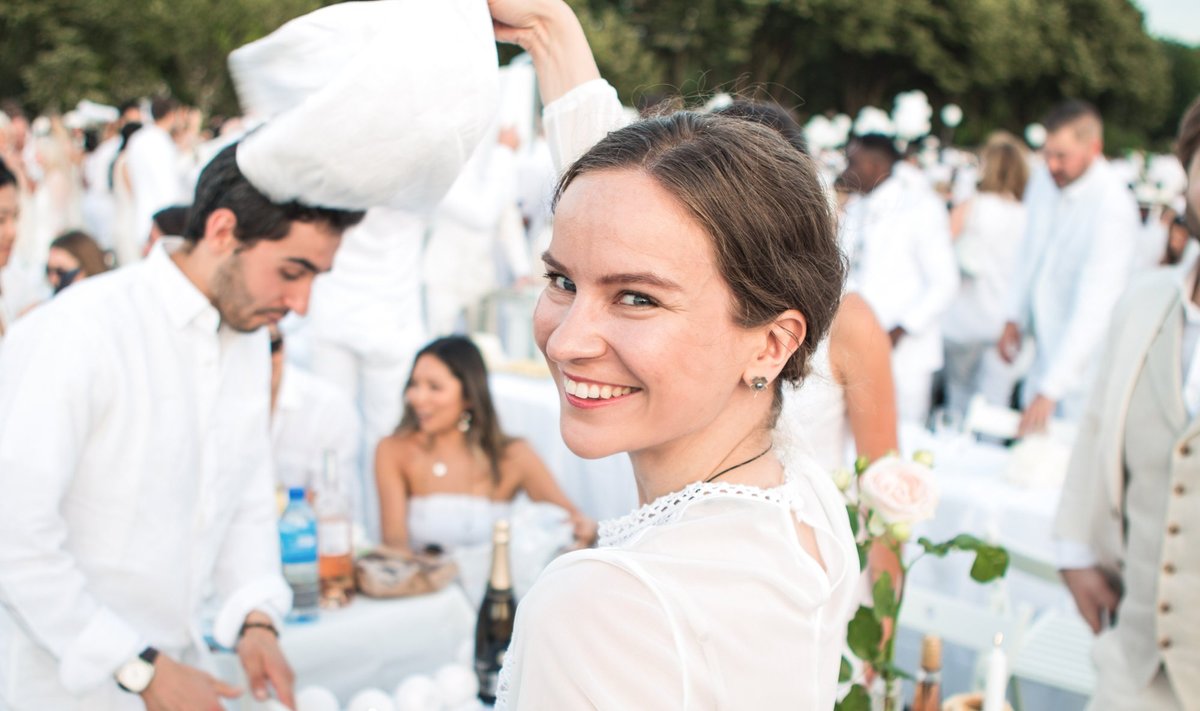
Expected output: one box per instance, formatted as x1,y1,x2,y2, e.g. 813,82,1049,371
1006,160,1138,409
0,244,289,703
125,124,187,249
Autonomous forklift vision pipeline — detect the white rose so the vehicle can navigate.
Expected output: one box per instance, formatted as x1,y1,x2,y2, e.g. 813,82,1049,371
859,456,939,525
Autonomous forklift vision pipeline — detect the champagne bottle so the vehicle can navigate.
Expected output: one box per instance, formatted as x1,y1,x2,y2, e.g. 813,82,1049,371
911,635,942,711
475,520,516,705
316,450,354,609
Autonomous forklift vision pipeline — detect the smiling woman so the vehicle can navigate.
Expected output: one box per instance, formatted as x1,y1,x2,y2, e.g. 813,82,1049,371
488,1,857,708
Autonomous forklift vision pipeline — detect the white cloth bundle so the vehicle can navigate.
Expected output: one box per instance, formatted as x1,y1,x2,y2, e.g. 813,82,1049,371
229,0,499,211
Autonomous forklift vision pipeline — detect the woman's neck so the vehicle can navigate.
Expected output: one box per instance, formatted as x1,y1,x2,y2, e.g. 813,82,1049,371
628,395,779,504
424,427,469,452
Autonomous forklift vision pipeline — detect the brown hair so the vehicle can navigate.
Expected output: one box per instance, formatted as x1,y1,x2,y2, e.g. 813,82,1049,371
552,111,845,395
50,231,110,277
1176,95,1200,169
978,132,1030,201
396,336,511,483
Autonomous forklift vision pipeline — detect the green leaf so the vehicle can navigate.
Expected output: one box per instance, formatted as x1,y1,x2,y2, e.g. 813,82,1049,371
872,571,899,620
847,606,883,663
881,662,916,681
856,541,869,572
836,684,870,711
970,545,1010,582
846,504,860,537
839,655,853,684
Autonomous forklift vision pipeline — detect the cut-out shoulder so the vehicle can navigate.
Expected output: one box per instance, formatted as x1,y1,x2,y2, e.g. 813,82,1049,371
792,517,827,572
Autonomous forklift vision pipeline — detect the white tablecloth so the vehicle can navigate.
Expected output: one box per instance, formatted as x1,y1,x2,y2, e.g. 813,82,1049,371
490,373,639,521
218,587,475,707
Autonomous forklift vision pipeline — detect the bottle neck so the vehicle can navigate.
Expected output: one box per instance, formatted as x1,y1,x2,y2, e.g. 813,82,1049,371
488,537,511,591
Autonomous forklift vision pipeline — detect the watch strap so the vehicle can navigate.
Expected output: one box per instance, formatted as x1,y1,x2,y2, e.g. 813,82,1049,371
139,646,159,665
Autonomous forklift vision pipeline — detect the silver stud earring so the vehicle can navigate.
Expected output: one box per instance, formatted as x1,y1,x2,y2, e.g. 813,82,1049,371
750,377,769,392
458,411,472,433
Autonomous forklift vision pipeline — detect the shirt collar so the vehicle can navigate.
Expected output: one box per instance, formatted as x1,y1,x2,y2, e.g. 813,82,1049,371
1060,157,1106,201
145,242,221,333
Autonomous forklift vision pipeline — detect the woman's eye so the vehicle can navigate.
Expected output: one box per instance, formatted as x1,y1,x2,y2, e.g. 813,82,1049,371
545,272,576,293
618,292,656,307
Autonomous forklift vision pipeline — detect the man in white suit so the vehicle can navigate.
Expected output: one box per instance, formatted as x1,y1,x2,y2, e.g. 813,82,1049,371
842,134,959,423
998,101,1139,434
1054,96,1200,709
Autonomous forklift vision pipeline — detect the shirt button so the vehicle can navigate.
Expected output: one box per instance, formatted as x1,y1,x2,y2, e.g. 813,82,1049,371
1175,483,1187,496
1168,523,1181,536
1160,601,1172,614
1181,444,1193,457
1164,563,1177,575
1160,638,1173,650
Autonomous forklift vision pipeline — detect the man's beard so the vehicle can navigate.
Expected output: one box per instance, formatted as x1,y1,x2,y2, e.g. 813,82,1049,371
211,253,278,333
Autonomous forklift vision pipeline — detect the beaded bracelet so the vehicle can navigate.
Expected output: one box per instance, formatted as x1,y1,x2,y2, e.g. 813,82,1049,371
238,621,279,639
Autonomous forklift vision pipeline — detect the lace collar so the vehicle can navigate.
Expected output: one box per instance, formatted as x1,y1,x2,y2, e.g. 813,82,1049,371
598,476,800,548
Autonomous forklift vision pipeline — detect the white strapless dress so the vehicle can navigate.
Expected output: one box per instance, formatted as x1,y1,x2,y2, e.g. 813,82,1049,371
778,337,852,472
407,494,573,606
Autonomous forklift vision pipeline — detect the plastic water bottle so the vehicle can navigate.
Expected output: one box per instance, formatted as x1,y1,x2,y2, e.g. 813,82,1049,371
279,487,320,623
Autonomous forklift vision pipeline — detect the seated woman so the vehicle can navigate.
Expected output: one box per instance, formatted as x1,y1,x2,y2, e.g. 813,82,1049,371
375,335,596,554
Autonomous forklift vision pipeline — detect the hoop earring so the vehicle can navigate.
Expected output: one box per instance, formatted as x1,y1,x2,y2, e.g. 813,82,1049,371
457,411,473,433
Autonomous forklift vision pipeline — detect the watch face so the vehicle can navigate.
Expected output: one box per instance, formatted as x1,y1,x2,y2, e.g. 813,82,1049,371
117,658,155,693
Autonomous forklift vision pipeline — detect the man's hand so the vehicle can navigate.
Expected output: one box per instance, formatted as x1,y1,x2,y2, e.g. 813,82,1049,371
1018,394,1056,437
237,613,295,708
888,326,906,347
141,654,241,711
1061,567,1120,634
998,321,1022,363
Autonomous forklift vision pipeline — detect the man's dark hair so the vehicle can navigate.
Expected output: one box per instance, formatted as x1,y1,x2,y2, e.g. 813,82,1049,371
153,205,191,237
0,158,16,189
714,101,809,156
1043,100,1102,134
118,99,140,116
1176,95,1200,168
851,133,900,163
183,143,366,244
150,97,178,122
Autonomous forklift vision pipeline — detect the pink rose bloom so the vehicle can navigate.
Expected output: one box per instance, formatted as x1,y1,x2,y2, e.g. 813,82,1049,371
859,456,939,524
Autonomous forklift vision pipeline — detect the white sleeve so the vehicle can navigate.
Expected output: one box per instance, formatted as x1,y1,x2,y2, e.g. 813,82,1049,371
1055,540,1099,570
0,310,145,692
542,79,628,175
501,556,685,710
900,199,960,334
210,365,291,648
1037,194,1138,401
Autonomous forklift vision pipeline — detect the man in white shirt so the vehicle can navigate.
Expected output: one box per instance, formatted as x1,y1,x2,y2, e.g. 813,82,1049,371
841,133,960,423
0,143,365,710
1054,96,1200,710
998,101,1139,434
0,158,41,341
126,97,188,258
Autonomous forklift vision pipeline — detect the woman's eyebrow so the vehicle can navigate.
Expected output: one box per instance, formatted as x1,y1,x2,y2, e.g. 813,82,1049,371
542,252,682,291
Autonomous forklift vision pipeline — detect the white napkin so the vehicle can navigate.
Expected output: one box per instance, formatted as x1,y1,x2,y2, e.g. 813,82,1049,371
229,0,499,211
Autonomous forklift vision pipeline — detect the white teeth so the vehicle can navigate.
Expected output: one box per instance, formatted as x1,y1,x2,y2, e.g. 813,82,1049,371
564,377,636,400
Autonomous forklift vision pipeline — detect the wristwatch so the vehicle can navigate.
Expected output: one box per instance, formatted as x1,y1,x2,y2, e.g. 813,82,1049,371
115,647,159,693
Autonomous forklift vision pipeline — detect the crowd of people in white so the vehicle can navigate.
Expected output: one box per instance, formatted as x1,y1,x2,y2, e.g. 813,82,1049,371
0,0,1197,707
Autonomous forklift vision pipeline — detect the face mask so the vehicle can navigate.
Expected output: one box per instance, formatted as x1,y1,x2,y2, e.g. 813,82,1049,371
49,268,82,295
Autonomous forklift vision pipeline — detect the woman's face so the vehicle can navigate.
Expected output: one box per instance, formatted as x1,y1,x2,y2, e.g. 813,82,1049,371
533,168,763,460
46,247,83,292
405,354,467,435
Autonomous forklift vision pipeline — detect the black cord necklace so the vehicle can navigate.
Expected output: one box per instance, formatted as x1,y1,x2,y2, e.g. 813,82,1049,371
703,445,773,484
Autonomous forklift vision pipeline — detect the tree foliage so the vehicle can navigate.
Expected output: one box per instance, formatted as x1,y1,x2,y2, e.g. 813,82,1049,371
0,0,1196,149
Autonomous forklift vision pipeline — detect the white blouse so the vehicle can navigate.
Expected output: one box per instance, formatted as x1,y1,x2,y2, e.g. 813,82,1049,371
496,455,857,709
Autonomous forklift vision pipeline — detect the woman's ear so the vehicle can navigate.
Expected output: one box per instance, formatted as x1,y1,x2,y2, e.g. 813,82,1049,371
743,309,807,384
